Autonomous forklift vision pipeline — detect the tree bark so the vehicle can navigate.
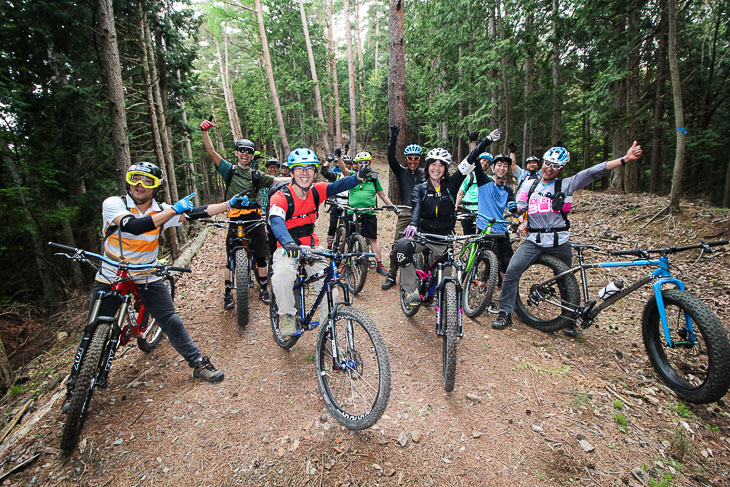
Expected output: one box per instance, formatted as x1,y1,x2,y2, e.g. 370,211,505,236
522,12,534,165
374,7,380,80
651,1,668,195
344,0,358,155
488,6,499,126
329,0,342,150
177,69,200,206
497,1,511,150
551,0,562,146
98,0,130,193
138,11,165,174
667,0,686,211
215,37,243,143
255,0,290,155
388,0,407,203
299,0,330,152
354,0,365,116
623,0,640,193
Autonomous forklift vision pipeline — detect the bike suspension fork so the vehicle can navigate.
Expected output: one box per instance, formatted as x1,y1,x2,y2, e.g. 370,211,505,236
97,295,130,388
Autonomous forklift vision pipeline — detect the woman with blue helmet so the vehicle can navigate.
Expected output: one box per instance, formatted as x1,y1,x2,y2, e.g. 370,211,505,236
492,142,644,337
382,125,427,290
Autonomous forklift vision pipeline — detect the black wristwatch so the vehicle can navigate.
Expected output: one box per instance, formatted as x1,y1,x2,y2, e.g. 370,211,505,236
620,157,626,166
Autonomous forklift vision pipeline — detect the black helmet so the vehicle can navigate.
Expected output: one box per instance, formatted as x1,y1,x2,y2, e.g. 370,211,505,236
393,238,416,268
265,157,280,168
125,161,164,200
525,156,540,164
234,139,255,152
492,153,511,165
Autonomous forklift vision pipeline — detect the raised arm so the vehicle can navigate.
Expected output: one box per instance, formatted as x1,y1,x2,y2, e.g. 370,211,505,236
387,125,404,176
200,120,223,167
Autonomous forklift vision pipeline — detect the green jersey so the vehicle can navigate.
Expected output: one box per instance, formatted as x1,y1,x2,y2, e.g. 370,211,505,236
459,173,479,210
217,158,276,201
348,177,383,215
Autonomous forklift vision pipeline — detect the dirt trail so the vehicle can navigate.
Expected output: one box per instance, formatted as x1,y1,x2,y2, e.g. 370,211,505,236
2,159,730,486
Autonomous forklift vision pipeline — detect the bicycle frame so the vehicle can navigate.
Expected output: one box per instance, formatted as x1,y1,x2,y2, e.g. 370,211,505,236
415,241,465,338
226,217,266,289
457,212,513,274
535,248,690,348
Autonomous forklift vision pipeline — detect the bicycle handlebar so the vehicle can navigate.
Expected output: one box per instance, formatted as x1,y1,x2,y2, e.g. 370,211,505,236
609,240,728,258
48,242,192,273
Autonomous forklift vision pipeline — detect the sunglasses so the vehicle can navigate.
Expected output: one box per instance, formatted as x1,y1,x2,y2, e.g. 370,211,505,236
543,161,563,169
237,147,255,154
126,171,161,189
406,155,420,162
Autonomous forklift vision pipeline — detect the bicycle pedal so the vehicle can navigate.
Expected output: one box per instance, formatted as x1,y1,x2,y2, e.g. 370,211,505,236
487,302,499,314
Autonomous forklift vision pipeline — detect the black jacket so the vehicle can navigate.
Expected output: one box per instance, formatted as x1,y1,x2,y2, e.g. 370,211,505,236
388,139,424,207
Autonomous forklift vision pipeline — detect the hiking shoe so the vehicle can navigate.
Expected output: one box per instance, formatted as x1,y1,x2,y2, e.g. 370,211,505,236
223,290,234,310
406,290,421,306
279,314,297,337
376,263,389,276
193,356,224,383
563,324,579,338
491,312,512,330
381,275,396,290
259,286,271,304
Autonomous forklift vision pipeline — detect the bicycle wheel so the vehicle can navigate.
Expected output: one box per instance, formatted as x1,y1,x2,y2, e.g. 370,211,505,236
315,307,391,430
514,254,580,332
235,248,250,328
345,234,368,295
399,253,424,317
442,281,458,392
333,225,347,253
269,286,300,349
642,289,730,404
463,249,498,318
61,322,110,451
137,277,173,352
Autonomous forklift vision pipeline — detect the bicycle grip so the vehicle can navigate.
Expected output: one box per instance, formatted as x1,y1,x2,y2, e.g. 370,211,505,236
706,240,729,247
608,249,645,257
48,241,77,253
168,266,192,273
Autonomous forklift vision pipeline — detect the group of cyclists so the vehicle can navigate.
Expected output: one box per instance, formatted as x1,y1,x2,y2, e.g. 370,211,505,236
69,115,642,402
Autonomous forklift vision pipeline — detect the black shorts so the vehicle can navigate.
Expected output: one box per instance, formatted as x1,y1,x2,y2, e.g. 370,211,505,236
226,213,270,260
494,236,514,273
359,213,378,240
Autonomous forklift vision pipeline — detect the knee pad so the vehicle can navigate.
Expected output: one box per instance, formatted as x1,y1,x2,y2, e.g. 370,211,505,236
255,257,268,269
393,238,415,268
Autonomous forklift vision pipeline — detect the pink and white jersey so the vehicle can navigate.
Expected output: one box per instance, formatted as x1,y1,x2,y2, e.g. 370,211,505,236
516,161,610,247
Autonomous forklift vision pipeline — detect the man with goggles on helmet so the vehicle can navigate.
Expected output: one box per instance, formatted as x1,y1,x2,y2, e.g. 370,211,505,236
268,148,374,337
92,161,243,385
333,150,396,276
381,125,425,290
200,120,290,307
492,142,643,336
395,129,502,306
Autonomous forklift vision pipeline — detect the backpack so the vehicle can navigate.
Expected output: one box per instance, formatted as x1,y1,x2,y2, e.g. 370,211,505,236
526,179,570,246
266,182,322,250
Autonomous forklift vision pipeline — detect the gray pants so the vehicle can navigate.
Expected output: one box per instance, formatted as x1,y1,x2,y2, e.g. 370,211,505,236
91,280,202,366
271,245,337,323
498,240,573,315
399,240,449,293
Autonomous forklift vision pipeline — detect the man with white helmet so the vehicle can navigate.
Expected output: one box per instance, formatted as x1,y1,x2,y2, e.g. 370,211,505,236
492,142,644,336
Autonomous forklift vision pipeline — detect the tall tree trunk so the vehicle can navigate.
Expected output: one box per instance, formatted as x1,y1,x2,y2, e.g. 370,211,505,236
299,0,330,152
138,11,165,172
388,0,406,203
623,0,640,192
488,6,499,126
177,69,200,206
3,153,57,313
667,0,686,212
497,1,511,149
329,0,342,149
98,0,130,193
354,0,365,116
551,0,562,145
215,37,242,143
610,16,627,191
522,12,534,164
651,1,668,195
723,153,730,207
374,7,380,80
255,0,290,155
344,0,358,154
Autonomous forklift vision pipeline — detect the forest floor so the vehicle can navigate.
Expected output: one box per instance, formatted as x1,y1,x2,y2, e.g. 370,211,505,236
1,158,730,486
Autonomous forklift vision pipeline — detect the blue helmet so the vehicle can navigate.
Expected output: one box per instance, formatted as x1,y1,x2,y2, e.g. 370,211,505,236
543,147,570,168
287,148,319,168
478,152,493,163
404,144,423,156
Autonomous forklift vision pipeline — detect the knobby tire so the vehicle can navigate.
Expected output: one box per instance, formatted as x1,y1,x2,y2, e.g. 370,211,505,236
463,249,498,318
236,249,250,328
269,287,300,349
442,281,458,392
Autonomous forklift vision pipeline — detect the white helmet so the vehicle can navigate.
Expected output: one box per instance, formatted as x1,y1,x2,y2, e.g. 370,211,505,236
543,147,570,168
425,147,452,168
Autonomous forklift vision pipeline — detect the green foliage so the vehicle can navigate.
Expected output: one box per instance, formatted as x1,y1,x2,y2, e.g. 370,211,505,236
669,402,693,419
613,399,624,410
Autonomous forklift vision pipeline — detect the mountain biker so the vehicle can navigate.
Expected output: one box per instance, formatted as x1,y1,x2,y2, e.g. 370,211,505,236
513,155,542,192
466,151,519,277
268,148,373,336
79,161,237,390
455,152,493,235
381,125,425,291
200,120,290,307
396,129,502,306
320,149,352,248
492,142,644,336
260,157,282,217
336,150,396,276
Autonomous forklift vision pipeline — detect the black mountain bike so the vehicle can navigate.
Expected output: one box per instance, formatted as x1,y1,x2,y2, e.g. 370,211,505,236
269,249,391,429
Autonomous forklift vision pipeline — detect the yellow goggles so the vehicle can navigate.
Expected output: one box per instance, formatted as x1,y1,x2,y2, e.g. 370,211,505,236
126,171,162,189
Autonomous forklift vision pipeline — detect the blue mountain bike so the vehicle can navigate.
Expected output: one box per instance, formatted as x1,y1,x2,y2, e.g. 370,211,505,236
516,240,730,403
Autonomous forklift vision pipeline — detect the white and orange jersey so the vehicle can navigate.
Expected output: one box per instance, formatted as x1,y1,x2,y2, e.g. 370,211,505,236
96,195,182,284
